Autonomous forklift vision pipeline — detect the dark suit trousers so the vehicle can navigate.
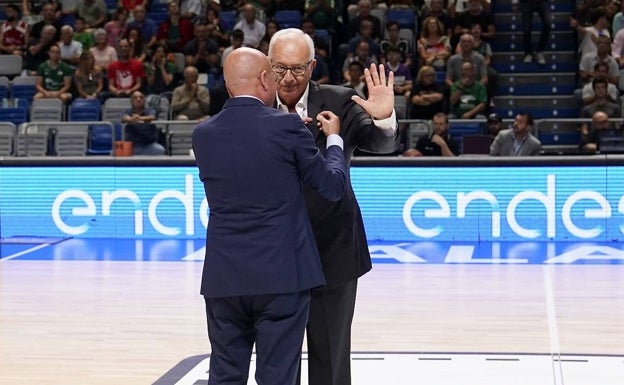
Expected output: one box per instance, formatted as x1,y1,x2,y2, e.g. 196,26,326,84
305,279,358,385
205,291,310,385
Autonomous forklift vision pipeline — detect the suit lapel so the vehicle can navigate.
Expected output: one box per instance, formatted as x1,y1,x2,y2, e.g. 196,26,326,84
307,83,325,143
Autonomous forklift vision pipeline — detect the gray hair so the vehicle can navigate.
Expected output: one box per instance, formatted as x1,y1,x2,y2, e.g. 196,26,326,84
268,28,315,62
92,28,107,40
42,25,57,35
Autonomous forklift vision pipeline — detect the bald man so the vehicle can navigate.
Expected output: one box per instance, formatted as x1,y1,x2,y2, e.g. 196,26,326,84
192,47,348,385
580,110,612,153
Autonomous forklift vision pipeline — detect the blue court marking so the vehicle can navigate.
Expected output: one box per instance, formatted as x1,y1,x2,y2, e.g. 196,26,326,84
3,239,624,265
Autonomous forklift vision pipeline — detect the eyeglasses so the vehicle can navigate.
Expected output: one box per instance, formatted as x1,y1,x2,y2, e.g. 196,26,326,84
271,61,311,77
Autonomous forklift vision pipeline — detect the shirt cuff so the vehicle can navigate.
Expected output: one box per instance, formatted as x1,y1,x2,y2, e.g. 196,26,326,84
373,109,398,137
326,134,344,150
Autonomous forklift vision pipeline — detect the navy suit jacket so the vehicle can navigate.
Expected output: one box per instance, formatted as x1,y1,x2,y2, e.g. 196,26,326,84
193,97,347,298
302,83,400,286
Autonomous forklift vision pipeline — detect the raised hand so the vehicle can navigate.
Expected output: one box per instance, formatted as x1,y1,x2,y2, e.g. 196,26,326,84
351,63,395,120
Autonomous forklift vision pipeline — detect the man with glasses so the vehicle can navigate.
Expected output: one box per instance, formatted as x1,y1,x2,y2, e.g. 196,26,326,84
268,28,399,385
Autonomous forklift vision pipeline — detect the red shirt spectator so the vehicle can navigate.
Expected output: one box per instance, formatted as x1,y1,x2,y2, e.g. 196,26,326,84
107,38,145,97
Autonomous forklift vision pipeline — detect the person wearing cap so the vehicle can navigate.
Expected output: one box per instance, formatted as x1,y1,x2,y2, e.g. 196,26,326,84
490,112,541,156
485,113,503,137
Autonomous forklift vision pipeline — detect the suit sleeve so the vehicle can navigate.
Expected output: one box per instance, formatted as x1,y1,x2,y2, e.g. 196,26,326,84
291,118,347,201
490,132,502,156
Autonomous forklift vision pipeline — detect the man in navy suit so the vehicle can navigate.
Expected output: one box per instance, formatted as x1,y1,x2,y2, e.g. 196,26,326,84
268,28,400,385
192,47,348,385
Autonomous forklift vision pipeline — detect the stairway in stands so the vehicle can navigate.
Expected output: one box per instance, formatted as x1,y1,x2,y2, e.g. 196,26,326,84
491,0,580,150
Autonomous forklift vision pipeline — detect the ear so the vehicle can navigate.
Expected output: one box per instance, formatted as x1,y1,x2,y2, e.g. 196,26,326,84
259,69,272,92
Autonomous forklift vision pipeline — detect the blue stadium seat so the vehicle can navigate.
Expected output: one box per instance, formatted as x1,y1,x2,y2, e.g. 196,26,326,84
0,76,9,100
386,9,416,30
149,0,169,13
60,14,76,27
87,124,114,155
148,12,168,25
11,85,36,105
315,29,331,45
273,10,302,28
104,0,116,12
220,11,237,32
69,98,101,121
0,105,28,126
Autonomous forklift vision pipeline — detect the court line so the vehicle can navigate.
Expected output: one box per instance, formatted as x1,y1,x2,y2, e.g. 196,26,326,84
543,265,565,385
0,244,52,262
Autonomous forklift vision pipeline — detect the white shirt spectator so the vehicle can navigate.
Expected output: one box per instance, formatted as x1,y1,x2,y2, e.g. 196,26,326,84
578,26,610,58
582,82,618,103
579,53,620,79
60,40,83,63
180,0,202,21
611,28,624,64
233,19,265,48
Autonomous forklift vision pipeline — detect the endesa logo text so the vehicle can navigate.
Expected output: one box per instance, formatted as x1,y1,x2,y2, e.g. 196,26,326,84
51,174,208,236
402,174,620,240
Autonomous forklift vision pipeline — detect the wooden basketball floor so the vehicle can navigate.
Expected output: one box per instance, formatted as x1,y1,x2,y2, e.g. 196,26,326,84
1,241,624,384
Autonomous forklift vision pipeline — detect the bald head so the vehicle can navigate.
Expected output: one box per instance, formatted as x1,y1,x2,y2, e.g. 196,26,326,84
592,110,610,130
224,47,276,105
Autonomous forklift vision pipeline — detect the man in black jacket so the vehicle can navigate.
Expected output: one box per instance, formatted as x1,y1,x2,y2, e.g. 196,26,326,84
268,28,400,385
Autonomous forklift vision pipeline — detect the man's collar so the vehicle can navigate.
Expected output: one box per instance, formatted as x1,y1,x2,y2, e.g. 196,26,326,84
276,82,310,113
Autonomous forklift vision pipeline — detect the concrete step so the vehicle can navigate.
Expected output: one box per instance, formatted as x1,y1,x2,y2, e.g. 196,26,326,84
492,50,576,64
497,72,576,86
496,84,577,96
493,2,573,13
491,31,577,52
493,95,579,119
494,11,571,26
492,58,577,73
494,95,577,109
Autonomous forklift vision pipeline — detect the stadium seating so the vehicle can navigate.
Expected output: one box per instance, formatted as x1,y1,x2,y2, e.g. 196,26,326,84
0,76,9,100
102,98,130,123
54,125,89,156
273,10,302,29
219,11,237,32
31,99,65,121
165,121,197,155
87,123,115,155
69,98,101,121
386,9,416,30
0,55,22,78
394,95,407,120
11,76,37,105
15,123,50,157
0,103,28,126
0,122,16,156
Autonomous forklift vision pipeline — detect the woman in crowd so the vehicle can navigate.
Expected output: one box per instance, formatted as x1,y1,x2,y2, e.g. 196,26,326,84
74,51,104,100
145,43,177,95
105,7,129,48
125,26,147,62
409,65,447,120
203,8,230,49
89,28,118,71
417,16,451,72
